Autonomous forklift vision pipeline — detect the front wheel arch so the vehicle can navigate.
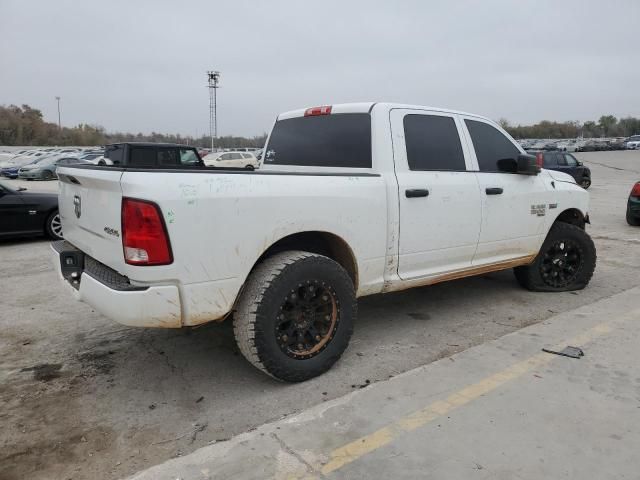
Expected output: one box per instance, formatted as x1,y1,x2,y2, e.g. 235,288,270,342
552,208,588,229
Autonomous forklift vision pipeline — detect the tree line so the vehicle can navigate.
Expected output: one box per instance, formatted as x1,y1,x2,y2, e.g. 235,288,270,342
499,115,640,139
1,104,639,147
0,104,267,148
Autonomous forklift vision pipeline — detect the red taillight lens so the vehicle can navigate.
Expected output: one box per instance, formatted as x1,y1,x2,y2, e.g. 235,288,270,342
535,152,544,168
631,182,640,198
121,198,173,265
304,105,332,116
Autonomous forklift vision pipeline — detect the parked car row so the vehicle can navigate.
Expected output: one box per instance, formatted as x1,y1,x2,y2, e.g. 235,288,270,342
520,136,640,152
0,147,104,180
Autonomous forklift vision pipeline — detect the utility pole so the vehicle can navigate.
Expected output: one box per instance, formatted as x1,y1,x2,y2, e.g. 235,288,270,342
55,96,61,131
207,71,220,150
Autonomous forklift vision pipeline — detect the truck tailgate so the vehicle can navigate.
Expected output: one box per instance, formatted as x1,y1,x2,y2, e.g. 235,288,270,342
57,167,126,273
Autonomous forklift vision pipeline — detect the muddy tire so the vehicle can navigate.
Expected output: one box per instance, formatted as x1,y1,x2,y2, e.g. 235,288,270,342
514,222,596,292
233,251,356,382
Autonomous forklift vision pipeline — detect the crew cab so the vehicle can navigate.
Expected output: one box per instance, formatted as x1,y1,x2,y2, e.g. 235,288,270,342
53,103,596,382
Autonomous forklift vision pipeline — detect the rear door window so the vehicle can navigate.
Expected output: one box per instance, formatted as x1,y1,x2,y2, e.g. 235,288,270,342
265,113,371,168
157,148,179,166
403,114,466,171
465,120,521,172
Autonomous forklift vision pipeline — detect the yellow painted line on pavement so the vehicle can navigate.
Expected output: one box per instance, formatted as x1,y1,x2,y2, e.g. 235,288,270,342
310,313,634,477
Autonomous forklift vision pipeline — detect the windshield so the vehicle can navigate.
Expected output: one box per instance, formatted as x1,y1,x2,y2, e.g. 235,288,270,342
264,113,372,168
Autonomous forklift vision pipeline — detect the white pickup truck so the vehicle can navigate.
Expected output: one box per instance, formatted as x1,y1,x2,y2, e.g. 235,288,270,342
53,103,596,381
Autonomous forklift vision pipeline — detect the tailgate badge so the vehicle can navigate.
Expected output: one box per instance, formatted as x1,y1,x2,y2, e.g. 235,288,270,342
73,195,81,218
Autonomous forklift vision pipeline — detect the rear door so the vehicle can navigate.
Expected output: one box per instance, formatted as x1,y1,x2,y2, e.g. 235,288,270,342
460,117,549,265
391,109,482,279
57,166,126,272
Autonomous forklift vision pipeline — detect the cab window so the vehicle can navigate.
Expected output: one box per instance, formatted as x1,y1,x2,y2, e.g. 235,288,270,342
465,120,521,172
403,114,466,171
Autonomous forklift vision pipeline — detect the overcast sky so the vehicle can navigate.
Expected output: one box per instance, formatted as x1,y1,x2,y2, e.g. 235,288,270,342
1,0,638,137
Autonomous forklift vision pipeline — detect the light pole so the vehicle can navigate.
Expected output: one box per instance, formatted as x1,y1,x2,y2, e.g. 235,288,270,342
207,71,220,150
55,96,61,131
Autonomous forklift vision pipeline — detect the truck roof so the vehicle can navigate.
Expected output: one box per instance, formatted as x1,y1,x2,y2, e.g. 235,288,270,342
277,102,493,123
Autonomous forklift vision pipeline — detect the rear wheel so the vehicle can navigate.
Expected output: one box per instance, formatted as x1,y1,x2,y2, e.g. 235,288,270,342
42,170,54,180
514,222,596,292
46,210,63,240
234,251,356,382
627,207,640,226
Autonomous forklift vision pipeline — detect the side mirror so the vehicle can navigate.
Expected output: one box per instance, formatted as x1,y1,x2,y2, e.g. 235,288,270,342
497,155,540,175
576,161,583,166
516,154,540,175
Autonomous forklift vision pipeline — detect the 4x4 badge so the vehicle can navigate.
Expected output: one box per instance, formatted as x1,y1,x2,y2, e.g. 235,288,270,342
73,195,81,218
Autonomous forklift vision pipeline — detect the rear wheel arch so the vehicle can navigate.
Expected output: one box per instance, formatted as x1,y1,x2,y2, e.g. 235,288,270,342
248,231,358,292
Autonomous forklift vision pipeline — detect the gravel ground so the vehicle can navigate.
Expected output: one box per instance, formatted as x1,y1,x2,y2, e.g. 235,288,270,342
1,150,639,480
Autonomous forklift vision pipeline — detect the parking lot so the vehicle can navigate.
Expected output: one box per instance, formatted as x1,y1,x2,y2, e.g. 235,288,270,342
1,150,639,480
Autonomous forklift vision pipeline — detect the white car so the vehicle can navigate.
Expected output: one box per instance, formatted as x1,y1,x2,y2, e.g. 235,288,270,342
54,102,595,382
626,135,640,149
202,151,260,169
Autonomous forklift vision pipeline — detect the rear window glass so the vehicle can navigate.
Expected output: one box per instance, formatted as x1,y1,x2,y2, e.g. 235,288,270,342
265,113,371,168
403,114,465,171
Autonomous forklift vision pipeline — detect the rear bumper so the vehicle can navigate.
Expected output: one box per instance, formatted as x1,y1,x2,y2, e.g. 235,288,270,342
51,241,182,328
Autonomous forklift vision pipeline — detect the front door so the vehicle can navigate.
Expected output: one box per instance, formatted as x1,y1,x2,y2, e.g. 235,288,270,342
460,117,550,265
391,109,482,280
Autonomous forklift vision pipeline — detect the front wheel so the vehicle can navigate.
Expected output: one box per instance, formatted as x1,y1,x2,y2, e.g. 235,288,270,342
42,170,54,180
514,222,596,292
244,164,255,170
234,251,356,382
580,178,591,189
46,210,63,240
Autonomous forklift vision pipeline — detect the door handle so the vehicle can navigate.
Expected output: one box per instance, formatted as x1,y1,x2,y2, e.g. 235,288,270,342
485,187,503,195
405,188,429,198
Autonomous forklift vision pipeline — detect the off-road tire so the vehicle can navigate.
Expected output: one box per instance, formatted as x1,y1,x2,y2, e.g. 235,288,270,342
627,208,640,226
45,210,63,240
234,251,356,382
514,222,596,292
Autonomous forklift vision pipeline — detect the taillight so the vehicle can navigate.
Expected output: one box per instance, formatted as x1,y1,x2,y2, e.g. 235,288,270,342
304,105,332,116
535,152,544,168
631,182,640,198
121,198,173,266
